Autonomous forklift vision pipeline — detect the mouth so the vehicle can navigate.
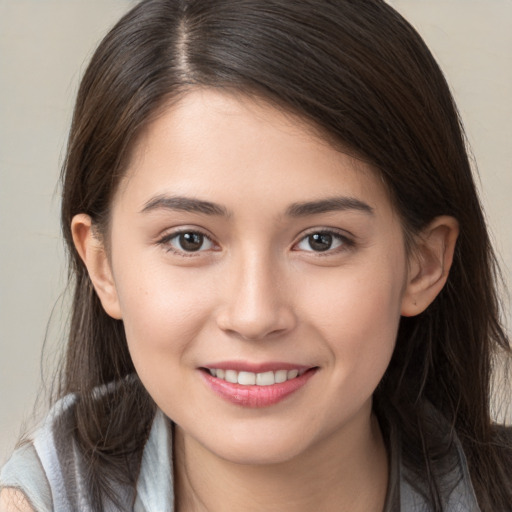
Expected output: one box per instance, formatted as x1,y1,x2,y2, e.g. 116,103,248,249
199,364,318,408
203,367,308,386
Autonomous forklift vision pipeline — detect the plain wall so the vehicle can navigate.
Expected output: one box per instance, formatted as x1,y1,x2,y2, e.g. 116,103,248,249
1,1,511,465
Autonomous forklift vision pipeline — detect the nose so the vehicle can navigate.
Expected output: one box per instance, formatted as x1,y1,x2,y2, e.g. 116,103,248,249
215,252,296,341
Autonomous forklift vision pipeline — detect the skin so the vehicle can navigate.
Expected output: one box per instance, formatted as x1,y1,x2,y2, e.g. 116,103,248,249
70,89,458,512
0,489,34,512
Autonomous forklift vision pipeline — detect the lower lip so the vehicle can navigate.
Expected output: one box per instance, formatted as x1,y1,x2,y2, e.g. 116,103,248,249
200,369,317,408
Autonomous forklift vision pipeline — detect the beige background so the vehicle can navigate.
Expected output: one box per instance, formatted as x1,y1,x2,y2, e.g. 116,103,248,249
0,1,511,465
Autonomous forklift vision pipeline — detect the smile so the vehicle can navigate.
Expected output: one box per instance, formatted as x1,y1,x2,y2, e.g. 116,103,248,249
200,365,318,408
206,368,307,386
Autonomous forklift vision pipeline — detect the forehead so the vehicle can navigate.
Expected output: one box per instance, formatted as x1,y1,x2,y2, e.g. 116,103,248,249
115,89,395,220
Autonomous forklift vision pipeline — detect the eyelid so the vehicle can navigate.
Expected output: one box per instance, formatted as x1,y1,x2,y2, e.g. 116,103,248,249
155,225,355,257
292,227,355,254
157,227,219,256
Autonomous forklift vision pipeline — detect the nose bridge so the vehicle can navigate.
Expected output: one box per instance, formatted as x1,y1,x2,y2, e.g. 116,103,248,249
217,244,294,340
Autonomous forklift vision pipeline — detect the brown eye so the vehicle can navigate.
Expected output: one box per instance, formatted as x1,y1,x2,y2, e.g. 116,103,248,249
179,232,204,251
295,231,348,253
308,233,333,252
164,231,214,253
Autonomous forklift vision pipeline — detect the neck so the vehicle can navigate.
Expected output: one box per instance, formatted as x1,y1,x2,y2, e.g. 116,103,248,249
174,407,389,512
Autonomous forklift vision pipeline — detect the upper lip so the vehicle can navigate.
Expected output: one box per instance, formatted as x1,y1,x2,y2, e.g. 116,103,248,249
201,361,314,373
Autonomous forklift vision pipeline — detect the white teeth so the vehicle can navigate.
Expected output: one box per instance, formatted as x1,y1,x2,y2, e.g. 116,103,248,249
287,369,299,379
275,369,288,383
238,371,256,385
256,371,275,386
207,368,305,386
225,370,238,383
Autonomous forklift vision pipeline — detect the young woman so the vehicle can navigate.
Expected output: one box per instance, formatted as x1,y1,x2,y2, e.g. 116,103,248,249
1,0,511,510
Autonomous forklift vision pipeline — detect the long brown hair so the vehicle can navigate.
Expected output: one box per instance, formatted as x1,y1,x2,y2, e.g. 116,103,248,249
59,0,511,509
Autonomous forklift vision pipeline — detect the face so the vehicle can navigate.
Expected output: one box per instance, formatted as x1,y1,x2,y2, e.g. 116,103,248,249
103,89,411,464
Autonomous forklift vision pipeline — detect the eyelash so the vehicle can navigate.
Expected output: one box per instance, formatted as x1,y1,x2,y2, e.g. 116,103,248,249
157,229,217,257
293,229,355,255
156,228,355,257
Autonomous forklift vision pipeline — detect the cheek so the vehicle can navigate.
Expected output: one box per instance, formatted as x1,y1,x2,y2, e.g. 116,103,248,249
299,258,406,387
112,258,215,361
112,264,218,412
302,258,405,331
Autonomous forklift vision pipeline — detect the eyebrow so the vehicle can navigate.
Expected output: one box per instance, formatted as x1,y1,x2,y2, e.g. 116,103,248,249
285,197,374,217
141,195,230,216
140,194,373,218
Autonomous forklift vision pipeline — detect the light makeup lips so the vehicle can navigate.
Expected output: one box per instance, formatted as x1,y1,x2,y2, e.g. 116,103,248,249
199,362,318,408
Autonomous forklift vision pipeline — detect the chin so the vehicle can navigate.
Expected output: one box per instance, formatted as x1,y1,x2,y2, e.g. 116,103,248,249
199,424,316,466
216,442,306,466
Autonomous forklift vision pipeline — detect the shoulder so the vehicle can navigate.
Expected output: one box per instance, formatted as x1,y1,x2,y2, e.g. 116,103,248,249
392,402,483,510
0,395,78,512
0,488,35,512
0,380,170,511
0,442,52,512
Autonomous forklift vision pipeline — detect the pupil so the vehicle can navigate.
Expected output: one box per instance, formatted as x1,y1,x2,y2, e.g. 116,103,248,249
309,233,332,251
180,232,203,251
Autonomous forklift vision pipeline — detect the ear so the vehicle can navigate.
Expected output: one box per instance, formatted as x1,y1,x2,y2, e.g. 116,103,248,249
71,214,122,320
401,216,459,317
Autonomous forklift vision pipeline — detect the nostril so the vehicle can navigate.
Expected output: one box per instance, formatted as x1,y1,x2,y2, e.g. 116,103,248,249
215,303,297,342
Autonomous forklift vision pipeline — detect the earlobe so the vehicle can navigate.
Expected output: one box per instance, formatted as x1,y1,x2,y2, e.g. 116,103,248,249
71,214,122,320
401,216,459,317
